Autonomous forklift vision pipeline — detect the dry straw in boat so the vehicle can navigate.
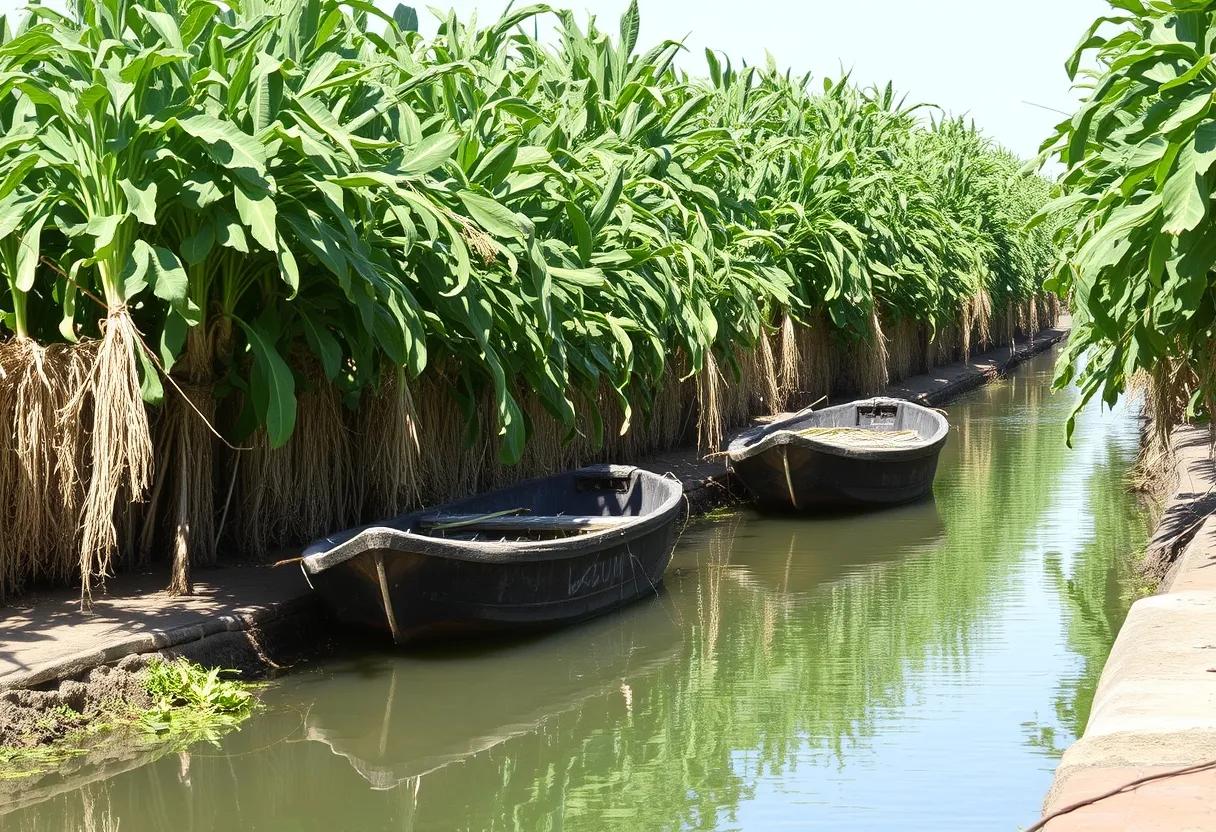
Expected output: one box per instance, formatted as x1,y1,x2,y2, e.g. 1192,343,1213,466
794,426,920,449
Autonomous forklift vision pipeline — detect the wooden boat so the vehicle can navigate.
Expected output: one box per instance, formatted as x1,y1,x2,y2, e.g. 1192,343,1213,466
300,465,685,644
727,397,948,511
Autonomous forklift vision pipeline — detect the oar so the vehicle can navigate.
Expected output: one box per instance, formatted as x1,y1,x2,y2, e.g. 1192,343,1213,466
427,508,531,531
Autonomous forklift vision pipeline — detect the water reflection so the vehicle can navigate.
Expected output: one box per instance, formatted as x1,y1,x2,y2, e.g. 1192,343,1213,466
2,345,1150,831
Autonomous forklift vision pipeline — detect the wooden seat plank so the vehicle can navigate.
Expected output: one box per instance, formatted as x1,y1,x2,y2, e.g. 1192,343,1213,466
417,513,636,533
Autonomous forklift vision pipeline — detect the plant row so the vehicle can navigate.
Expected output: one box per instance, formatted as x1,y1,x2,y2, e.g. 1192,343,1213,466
0,0,1056,599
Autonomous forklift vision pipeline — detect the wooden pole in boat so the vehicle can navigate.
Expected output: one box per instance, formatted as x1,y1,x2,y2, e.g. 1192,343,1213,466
374,553,403,645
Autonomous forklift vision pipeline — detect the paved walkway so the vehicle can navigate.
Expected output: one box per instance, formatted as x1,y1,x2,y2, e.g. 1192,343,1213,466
0,322,1068,691
1040,425,1216,831
0,566,311,690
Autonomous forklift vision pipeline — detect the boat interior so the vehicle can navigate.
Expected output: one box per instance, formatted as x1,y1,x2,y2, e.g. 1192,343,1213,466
404,466,676,543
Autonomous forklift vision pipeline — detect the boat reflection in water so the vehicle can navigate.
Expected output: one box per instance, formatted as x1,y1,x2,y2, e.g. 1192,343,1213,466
301,595,683,791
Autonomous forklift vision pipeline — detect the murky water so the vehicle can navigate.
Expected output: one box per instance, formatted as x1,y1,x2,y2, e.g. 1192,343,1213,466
2,344,1152,831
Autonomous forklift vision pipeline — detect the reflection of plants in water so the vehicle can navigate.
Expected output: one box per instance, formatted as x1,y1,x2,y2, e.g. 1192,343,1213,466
1027,433,1149,756
1,359,1151,832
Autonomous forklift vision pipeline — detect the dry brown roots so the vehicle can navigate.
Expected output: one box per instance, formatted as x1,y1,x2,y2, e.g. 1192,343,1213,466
412,372,482,504
747,333,783,417
777,315,800,406
359,367,422,520
74,310,154,606
695,350,725,454
136,325,228,596
238,368,353,557
960,289,993,360
779,314,832,410
834,307,889,395
628,367,690,458
929,321,961,367
0,343,12,599
884,314,924,384
0,337,94,601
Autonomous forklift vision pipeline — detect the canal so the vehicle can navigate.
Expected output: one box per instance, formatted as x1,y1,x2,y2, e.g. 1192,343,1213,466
3,343,1152,831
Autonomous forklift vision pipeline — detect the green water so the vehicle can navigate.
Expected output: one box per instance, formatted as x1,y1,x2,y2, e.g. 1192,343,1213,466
2,344,1152,831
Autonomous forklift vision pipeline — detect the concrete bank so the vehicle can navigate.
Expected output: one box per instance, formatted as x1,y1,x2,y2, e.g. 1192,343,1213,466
0,321,1068,693
1039,425,1216,831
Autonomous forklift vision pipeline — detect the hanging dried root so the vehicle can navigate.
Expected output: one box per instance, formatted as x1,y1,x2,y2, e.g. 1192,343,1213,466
359,367,421,520
885,315,921,383
869,306,890,392
146,326,222,595
11,340,61,586
56,341,94,564
518,392,582,480
74,309,154,607
413,372,481,504
695,350,725,454
778,315,800,407
238,368,353,557
0,342,17,600
838,307,889,395
163,387,216,595
793,314,834,407
0,338,92,598
962,289,992,358
755,330,783,416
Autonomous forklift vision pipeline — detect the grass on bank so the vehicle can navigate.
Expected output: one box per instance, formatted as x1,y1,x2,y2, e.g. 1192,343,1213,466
0,658,259,780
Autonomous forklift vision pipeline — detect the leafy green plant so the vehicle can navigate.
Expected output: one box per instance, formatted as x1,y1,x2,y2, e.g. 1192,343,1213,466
1039,0,1216,434
140,658,258,745
0,0,1056,597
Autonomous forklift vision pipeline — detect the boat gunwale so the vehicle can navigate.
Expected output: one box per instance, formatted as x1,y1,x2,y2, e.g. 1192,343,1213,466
300,467,685,574
726,397,950,464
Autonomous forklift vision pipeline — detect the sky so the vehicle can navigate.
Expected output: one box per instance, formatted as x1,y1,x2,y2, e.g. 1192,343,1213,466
410,0,1110,163
0,0,1110,162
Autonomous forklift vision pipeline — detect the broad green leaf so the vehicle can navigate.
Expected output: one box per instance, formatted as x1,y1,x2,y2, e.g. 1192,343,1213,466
399,133,460,176
236,315,297,448
172,114,267,175
458,191,528,239
234,182,278,252
13,211,45,292
120,179,157,225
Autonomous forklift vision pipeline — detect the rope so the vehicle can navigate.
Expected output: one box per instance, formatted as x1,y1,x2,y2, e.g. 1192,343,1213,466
1025,758,1216,832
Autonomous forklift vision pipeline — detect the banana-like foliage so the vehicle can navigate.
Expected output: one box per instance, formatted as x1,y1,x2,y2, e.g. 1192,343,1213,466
0,0,1053,465
1041,0,1216,432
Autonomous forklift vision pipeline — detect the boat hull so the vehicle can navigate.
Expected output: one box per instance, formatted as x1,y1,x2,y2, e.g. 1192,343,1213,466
309,525,679,643
301,466,685,645
730,441,943,510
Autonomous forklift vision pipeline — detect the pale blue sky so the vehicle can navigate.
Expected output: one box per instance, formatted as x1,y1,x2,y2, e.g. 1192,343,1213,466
0,0,1110,162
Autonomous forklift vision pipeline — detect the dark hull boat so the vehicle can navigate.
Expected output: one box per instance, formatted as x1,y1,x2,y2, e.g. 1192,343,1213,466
727,397,949,511
301,465,685,645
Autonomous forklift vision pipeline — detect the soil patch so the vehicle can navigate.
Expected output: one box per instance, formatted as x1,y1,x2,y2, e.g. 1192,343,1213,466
0,655,153,752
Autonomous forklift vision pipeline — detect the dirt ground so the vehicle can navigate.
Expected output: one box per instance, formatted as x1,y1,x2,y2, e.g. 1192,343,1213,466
0,655,153,749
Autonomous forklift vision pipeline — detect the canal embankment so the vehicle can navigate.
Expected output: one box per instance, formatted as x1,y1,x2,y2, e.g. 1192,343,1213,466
0,320,1069,699
1039,424,1216,831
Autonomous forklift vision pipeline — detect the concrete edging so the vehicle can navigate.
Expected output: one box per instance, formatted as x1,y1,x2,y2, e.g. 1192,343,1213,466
0,593,325,690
